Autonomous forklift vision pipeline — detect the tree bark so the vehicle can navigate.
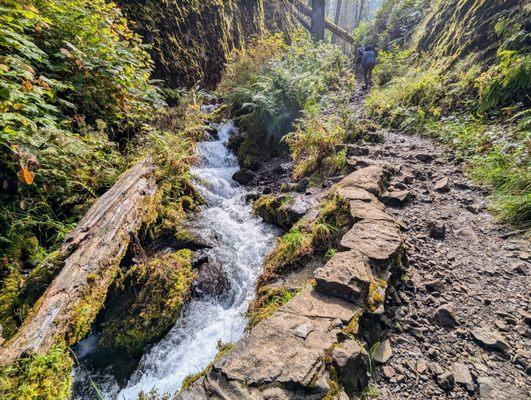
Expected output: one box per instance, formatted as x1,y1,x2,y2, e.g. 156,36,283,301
311,0,326,41
291,0,354,44
331,0,343,44
0,157,158,366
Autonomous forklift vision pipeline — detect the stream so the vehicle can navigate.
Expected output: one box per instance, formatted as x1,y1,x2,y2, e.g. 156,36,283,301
73,121,278,399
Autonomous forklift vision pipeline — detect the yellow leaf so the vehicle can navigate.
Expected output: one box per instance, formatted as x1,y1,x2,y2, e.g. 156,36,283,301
17,168,34,185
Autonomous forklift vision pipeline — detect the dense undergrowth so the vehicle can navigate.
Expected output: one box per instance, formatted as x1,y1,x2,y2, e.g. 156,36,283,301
366,2,531,226
220,32,356,178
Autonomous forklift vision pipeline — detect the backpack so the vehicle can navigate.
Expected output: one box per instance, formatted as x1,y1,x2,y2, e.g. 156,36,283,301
362,50,376,67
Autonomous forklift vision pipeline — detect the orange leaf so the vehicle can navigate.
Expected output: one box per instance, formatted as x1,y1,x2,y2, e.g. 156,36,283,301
17,168,34,185
22,80,33,92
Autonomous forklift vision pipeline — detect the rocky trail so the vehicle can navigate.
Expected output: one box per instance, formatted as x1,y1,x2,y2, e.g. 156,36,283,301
365,129,530,399
176,83,530,399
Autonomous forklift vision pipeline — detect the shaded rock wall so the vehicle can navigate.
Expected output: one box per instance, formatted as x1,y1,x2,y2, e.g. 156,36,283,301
118,0,292,88
414,0,526,63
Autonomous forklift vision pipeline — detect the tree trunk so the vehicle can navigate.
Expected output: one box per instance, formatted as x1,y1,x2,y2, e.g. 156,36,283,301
0,157,158,366
311,0,326,41
357,0,366,25
331,0,343,44
291,0,354,44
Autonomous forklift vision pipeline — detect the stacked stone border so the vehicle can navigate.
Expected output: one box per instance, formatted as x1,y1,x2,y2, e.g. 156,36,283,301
177,165,407,400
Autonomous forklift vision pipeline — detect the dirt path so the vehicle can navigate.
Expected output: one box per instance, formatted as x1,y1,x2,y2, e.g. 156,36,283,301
360,127,530,399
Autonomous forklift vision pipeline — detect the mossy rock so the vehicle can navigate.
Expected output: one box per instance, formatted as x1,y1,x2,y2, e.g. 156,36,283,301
99,250,195,359
0,345,73,400
253,194,309,231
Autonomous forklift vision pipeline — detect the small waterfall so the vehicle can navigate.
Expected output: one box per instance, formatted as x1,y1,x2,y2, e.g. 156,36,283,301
109,121,278,398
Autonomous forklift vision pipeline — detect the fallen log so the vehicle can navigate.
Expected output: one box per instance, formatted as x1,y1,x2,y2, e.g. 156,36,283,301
0,157,158,366
291,0,355,44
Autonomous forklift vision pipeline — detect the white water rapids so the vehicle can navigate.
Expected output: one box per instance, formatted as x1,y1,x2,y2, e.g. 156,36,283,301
74,121,278,399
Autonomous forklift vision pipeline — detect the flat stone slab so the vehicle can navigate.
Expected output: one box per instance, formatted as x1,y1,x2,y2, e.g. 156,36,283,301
314,251,373,303
340,219,403,263
215,288,360,387
349,199,395,223
337,166,385,196
335,186,378,202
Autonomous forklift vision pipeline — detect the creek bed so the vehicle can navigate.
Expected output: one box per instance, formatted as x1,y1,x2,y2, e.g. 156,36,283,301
73,121,278,399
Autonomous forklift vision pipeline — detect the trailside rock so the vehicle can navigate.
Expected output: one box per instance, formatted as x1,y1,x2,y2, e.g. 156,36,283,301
215,288,357,387
331,339,370,396
313,251,373,303
452,362,473,388
341,219,403,264
336,165,386,196
433,303,458,327
373,339,393,364
434,176,451,192
349,198,395,223
436,370,455,391
381,190,411,207
192,261,230,299
471,327,509,352
232,168,255,185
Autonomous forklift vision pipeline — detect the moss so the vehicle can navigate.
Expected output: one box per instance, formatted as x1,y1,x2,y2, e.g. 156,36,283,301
180,342,234,392
257,193,353,288
247,286,300,329
0,252,65,340
367,279,388,313
343,310,364,338
0,344,73,400
253,194,293,230
99,250,195,358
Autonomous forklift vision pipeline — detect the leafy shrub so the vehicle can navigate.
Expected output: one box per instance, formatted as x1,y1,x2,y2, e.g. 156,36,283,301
373,45,411,85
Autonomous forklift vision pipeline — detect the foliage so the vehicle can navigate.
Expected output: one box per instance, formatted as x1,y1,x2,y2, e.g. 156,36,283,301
219,31,353,168
0,0,164,320
372,44,411,85
247,287,300,329
99,250,195,358
258,194,352,287
0,345,73,400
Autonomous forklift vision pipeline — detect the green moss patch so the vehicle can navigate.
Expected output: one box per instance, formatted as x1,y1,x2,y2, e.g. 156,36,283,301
0,345,73,400
99,250,195,359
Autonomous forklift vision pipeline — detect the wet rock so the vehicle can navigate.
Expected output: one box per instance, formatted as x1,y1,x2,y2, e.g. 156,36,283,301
434,177,451,192
331,339,370,396
314,251,372,303
436,370,455,391
433,303,458,327
373,339,393,364
427,221,446,240
295,177,310,193
192,261,230,299
253,194,308,231
452,362,473,389
232,168,255,185
471,327,509,352
381,190,411,207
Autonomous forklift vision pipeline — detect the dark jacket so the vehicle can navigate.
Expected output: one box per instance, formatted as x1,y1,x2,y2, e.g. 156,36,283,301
361,50,376,67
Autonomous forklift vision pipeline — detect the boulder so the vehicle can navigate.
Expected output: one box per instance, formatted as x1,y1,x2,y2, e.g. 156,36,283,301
381,190,411,207
471,327,509,352
337,166,386,196
331,339,370,396
192,261,230,299
349,198,395,223
313,251,373,303
340,219,403,264
477,376,527,400
216,288,358,387
434,176,451,192
373,339,393,364
433,303,458,327
232,168,255,185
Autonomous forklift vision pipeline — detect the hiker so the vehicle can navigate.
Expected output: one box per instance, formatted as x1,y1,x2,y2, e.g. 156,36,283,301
361,45,377,90
355,44,364,74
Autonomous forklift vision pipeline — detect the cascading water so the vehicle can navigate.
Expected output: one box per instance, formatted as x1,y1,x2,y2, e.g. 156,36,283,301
98,121,279,398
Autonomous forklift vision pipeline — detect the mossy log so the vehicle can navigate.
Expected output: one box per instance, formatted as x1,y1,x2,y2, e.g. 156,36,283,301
0,157,158,366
